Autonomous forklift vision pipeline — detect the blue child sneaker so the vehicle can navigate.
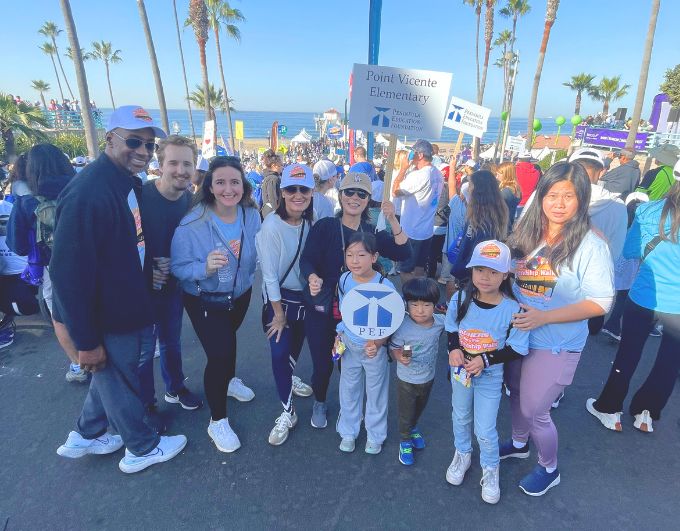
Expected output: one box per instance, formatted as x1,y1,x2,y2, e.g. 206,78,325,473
519,465,560,496
410,427,425,450
499,439,530,460
399,441,414,465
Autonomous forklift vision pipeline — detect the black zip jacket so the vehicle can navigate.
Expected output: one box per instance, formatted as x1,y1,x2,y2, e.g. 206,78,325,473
50,153,153,351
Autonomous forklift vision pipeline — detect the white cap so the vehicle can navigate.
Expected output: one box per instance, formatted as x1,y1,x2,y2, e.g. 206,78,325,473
313,159,337,181
106,105,166,138
674,159,680,181
519,151,532,160
569,147,604,168
466,240,511,273
465,159,477,168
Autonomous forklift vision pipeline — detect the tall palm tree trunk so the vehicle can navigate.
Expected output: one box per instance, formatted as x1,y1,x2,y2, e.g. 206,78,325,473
479,0,494,102
474,6,481,107
104,62,116,109
526,1,560,146
603,100,609,116
137,0,169,134
173,0,196,139
59,0,98,157
39,92,48,110
198,41,210,122
50,54,65,102
213,29,235,153
575,90,582,115
626,0,660,150
51,36,75,100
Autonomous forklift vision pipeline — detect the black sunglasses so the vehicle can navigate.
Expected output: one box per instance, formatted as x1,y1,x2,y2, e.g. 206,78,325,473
343,188,369,199
283,185,312,194
111,130,157,152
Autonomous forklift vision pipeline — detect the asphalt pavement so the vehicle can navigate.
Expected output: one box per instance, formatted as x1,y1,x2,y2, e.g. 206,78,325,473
1,278,678,530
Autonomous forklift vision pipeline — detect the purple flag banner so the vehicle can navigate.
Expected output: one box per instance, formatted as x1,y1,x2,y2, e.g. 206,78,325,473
575,126,649,151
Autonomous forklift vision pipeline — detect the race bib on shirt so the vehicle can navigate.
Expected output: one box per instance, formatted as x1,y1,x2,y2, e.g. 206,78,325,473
127,189,145,268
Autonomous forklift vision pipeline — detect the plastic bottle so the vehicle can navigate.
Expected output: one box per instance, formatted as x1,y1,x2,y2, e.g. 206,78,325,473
215,242,232,285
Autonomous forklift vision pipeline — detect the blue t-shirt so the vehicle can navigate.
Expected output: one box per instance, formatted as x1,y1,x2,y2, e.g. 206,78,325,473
336,270,396,346
392,314,445,384
349,162,378,182
445,293,529,356
211,210,243,288
513,231,614,352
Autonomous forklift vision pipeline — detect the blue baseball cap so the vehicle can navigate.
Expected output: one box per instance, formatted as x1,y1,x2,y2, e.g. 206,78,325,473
106,105,167,138
281,164,314,189
412,139,434,158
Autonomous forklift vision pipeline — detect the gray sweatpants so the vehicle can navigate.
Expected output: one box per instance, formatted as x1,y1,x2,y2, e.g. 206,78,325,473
76,326,160,456
336,334,389,444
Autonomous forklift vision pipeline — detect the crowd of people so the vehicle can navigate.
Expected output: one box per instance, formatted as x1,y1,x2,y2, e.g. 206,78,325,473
1,104,679,503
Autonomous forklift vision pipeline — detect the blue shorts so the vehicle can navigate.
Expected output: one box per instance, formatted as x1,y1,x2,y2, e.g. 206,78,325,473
399,237,432,273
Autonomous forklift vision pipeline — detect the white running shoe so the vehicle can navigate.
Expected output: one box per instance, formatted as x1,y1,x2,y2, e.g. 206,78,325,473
586,398,622,432
633,410,654,432
291,376,313,397
446,450,472,486
227,377,255,402
118,435,187,473
57,431,123,458
208,418,241,452
365,441,382,455
481,466,501,504
268,410,298,446
339,437,355,453
65,365,88,383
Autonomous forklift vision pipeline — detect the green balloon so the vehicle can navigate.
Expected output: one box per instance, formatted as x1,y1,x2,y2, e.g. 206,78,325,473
571,114,583,126
501,110,509,121
533,118,542,132
555,115,566,126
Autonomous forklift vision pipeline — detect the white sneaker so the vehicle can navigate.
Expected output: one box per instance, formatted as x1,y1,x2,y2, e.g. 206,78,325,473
339,437,355,453
481,466,500,504
65,365,88,383
268,410,298,446
227,377,255,402
365,441,382,455
633,410,654,432
208,418,241,452
57,431,123,458
118,435,187,473
291,376,313,397
446,450,471,485
586,398,622,432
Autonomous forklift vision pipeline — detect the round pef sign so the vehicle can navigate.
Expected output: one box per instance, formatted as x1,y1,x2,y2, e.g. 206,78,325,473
339,282,405,340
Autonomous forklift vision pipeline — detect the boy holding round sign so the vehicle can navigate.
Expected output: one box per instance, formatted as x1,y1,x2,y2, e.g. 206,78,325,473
335,232,403,455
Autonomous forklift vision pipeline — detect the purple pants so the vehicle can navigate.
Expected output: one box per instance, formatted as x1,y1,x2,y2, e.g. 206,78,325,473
506,348,581,469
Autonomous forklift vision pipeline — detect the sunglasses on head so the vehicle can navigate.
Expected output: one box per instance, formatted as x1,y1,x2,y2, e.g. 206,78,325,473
343,188,369,199
283,185,312,194
111,130,157,152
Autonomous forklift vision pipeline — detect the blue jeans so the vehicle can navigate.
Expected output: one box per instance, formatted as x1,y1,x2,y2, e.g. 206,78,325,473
451,363,503,468
138,288,185,407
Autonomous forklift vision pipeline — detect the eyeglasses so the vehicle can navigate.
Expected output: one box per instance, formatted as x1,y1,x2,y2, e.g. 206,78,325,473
111,130,157,152
343,189,369,200
283,185,312,194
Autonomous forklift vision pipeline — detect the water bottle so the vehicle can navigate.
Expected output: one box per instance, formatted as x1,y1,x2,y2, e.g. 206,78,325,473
215,242,232,285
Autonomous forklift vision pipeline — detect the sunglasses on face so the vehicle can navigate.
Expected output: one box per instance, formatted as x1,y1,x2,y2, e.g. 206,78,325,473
283,185,312,194
111,130,157,152
343,189,369,200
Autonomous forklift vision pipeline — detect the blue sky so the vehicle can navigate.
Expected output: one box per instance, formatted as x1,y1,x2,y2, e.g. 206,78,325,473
2,0,677,118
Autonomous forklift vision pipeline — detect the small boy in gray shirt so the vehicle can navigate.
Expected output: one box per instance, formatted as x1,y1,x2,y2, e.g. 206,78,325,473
389,278,445,466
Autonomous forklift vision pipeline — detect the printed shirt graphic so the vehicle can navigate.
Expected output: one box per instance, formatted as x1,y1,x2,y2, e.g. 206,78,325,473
511,231,614,352
392,314,445,384
459,328,498,354
127,189,145,268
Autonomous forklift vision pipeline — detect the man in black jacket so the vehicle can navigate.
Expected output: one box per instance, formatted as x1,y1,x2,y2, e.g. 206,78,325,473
51,106,187,474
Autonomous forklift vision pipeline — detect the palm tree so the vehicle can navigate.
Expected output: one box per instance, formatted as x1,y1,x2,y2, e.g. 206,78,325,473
188,83,235,128
589,76,631,116
205,0,244,153
31,80,51,110
59,0,98,157
39,42,65,102
526,0,560,146
173,0,196,139
563,73,596,115
626,0,660,151
88,41,122,110
464,0,483,101
65,47,88,62
188,0,211,125
39,21,75,100
479,0,496,103
0,93,49,158
137,0,169,134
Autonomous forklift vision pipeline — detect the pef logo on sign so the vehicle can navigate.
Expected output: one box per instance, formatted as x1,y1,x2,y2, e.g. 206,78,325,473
448,105,464,123
340,282,405,339
372,107,391,127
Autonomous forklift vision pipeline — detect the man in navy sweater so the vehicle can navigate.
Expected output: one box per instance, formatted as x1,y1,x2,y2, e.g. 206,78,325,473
51,106,187,474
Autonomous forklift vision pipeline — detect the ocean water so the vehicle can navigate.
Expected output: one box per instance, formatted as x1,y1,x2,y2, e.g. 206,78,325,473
98,108,563,145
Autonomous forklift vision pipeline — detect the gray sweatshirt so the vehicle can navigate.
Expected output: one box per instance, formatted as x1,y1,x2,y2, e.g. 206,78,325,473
255,213,310,302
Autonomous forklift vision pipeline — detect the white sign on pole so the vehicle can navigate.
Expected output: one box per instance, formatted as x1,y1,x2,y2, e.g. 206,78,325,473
506,135,527,153
443,96,491,139
339,283,405,340
202,120,216,159
348,64,453,139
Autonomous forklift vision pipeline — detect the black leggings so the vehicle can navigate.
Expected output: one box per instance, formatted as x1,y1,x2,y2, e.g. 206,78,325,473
594,297,680,420
184,289,251,421
304,307,338,403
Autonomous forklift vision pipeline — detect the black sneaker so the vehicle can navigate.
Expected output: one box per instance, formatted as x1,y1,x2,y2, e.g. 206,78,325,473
499,439,530,460
144,405,167,434
165,387,203,410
